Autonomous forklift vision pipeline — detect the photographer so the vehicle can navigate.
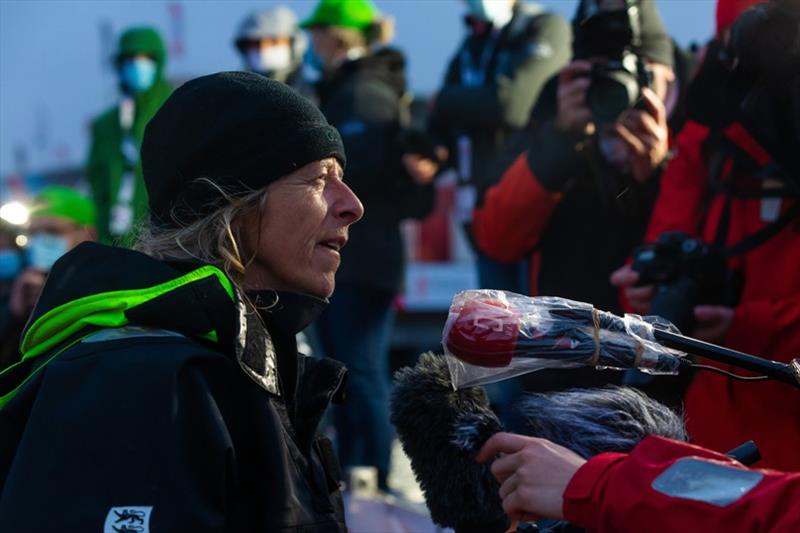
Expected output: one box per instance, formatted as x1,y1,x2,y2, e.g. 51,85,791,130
611,0,800,471
477,431,800,532
472,0,675,391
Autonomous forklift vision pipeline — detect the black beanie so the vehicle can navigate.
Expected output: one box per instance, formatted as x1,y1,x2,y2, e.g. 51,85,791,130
573,0,674,68
141,71,345,227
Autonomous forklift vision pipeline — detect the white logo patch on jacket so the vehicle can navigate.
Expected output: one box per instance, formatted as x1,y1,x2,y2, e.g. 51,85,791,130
103,506,153,533
651,458,763,506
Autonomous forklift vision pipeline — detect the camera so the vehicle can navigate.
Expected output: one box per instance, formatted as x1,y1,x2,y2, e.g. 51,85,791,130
573,1,653,124
631,232,741,332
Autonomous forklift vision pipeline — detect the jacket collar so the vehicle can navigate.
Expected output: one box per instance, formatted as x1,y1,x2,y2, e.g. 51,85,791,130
248,290,329,335
235,290,329,399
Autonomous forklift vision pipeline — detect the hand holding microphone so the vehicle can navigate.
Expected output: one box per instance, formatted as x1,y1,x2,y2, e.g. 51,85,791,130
477,433,586,522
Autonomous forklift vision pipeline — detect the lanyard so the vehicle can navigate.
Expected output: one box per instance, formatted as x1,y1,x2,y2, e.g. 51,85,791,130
111,97,138,236
459,30,500,87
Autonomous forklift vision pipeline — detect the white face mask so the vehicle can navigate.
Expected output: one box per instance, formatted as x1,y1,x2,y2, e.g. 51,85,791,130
245,45,292,75
26,233,69,271
465,0,515,28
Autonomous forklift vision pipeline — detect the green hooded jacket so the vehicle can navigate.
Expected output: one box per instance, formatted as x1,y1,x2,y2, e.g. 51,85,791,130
87,27,172,246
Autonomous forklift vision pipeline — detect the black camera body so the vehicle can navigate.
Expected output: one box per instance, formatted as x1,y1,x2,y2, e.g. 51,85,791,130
574,2,653,124
631,232,741,332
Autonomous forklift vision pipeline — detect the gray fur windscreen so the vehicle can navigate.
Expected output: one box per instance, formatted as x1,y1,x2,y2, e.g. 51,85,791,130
391,353,687,532
390,352,507,532
516,385,688,458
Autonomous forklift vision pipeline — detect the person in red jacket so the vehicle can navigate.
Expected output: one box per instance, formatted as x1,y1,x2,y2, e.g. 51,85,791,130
473,0,676,317
611,0,800,471
472,0,677,394
477,431,800,533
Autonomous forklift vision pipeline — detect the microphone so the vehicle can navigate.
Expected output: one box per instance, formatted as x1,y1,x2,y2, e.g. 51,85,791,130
443,290,685,388
390,352,508,533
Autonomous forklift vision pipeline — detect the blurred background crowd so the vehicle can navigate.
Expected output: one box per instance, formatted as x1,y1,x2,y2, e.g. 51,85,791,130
1,0,798,530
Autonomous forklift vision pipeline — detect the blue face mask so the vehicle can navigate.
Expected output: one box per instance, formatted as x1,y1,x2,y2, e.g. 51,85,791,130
119,57,158,94
26,234,69,272
302,47,324,82
0,250,22,279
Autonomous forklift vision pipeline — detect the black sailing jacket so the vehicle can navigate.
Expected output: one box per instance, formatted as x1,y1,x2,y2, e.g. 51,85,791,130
316,48,435,293
0,242,348,532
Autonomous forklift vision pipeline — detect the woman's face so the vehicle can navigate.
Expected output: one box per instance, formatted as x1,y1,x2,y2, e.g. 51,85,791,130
242,158,363,298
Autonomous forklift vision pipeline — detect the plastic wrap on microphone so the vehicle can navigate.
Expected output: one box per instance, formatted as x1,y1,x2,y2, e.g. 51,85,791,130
443,290,686,389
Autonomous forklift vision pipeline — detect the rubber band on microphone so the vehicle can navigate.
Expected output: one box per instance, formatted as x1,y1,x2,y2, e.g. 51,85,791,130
591,307,601,367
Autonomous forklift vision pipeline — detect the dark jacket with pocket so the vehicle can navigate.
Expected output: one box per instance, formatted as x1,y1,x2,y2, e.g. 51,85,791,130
316,49,435,293
0,242,348,532
430,3,572,193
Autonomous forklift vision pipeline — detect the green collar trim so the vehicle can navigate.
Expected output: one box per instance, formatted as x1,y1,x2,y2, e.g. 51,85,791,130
20,265,235,361
0,334,89,410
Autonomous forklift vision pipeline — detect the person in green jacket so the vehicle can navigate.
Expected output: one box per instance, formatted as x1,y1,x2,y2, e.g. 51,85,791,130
87,26,172,246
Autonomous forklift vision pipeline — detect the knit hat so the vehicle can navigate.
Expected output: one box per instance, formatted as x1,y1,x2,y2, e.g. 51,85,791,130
141,71,345,227
573,0,674,68
299,0,378,31
30,186,96,228
716,0,764,35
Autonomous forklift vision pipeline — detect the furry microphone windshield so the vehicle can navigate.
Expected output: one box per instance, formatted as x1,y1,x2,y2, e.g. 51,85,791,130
516,385,688,458
390,352,507,533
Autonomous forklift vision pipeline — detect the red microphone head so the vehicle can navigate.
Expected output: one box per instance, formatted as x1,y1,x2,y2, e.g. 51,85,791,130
445,297,520,367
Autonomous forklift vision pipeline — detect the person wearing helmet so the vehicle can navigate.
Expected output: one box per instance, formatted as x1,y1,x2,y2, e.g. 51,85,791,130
430,0,572,296
87,27,172,246
234,5,313,97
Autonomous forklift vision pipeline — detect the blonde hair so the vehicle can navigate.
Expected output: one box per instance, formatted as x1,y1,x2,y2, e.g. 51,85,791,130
328,15,395,52
134,178,266,289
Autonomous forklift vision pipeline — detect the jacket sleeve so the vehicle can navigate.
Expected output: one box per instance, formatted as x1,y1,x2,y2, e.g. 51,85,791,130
644,121,712,242
433,13,571,130
472,116,587,262
563,436,800,533
0,341,236,532
472,151,561,262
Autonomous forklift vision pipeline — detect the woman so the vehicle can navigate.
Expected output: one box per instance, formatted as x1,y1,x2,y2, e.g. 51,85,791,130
300,0,435,491
0,72,362,532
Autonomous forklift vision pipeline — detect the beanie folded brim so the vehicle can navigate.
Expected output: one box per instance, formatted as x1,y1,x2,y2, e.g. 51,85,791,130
164,123,345,226
142,71,347,229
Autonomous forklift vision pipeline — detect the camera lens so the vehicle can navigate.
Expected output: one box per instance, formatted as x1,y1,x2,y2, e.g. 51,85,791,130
587,69,639,123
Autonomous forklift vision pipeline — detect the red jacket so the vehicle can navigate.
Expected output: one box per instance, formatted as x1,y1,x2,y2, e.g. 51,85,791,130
645,120,800,472
473,142,658,315
563,436,800,533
